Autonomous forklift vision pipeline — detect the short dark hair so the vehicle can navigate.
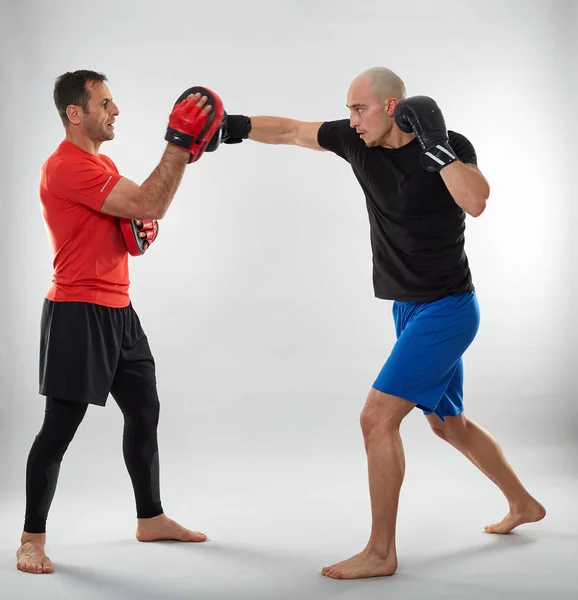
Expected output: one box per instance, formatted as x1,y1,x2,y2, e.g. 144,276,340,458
53,70,107,127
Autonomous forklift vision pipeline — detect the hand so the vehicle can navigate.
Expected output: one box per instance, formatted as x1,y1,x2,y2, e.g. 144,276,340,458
165,86,225,163
120,218,159,256
394,96,457,172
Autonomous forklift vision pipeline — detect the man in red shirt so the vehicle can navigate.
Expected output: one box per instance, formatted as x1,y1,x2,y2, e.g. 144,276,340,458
17,70,224,574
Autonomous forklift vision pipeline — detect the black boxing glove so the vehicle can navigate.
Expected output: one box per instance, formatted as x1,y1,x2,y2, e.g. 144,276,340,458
394,96,457,172
221,113,252,144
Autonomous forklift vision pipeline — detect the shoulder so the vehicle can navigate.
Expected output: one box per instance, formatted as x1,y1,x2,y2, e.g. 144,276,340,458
448,130,478,166
98,153,119,173
318,119,356,142
45,142,95,173
448,130,473,146
318,119,363,158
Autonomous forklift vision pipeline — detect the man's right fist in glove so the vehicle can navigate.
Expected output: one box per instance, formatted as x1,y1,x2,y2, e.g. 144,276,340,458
221,113,252,144
165,86,225,163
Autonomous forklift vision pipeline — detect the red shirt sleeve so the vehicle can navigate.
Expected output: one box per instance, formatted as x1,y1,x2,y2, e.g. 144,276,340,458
46,150,123,212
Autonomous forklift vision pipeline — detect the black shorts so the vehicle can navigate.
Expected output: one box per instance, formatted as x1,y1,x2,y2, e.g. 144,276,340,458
39,299,157,406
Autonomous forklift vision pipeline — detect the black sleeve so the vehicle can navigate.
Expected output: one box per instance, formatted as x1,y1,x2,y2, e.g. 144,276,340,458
317,119,359,161
448,131,478,166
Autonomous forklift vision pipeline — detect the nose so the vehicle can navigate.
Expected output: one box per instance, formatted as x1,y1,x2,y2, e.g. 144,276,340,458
349,112,359,128
111,101,120,116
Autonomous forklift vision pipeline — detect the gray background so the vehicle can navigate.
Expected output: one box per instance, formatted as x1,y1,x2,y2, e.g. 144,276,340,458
0,0,577,598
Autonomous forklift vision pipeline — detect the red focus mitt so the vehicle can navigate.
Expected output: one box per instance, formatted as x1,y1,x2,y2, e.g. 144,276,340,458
120,218,159,256
165,86,225,163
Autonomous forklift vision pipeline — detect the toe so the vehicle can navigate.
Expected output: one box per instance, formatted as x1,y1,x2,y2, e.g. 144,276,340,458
183,530,206,542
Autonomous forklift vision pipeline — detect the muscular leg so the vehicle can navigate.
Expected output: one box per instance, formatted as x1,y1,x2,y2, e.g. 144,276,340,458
322,388,414,580
427,413,546,533
17,397,88,574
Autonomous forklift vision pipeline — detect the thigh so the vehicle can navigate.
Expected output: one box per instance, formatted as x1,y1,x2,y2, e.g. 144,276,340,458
39,299,123,406
110,304,158,416
424,357,465,421
373,292,479,419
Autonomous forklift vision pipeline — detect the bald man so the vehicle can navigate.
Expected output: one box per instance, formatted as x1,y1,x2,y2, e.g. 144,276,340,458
219,67,545,579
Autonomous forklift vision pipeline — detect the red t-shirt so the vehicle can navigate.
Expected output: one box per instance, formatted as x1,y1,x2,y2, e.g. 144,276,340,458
40,140,129,308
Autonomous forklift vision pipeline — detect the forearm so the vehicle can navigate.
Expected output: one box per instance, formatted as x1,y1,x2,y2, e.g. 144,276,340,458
247,116,299,145
139,145,189,218
441,161,490,217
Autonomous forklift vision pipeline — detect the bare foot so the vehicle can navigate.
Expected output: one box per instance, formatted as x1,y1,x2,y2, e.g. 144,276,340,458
136,513,207,543
485,499,546,534
321,548,398,580
16,533,54,574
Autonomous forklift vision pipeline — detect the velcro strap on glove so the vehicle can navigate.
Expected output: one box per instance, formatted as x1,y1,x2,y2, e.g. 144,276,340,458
421,140,458,172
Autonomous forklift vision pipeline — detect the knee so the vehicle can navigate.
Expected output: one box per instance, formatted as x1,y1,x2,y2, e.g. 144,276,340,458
359,405,376,440
36,398,87,447
429,414,469,444
360,390,401,440
125,394,160,431
140,398,160,429
429,422,449,441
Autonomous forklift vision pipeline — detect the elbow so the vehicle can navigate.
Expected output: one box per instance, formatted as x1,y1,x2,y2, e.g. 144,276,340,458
467,196,488,218
150,208,167,220
136,195,167,220
137,207,165,220
468,204,486,218
467,183,490,218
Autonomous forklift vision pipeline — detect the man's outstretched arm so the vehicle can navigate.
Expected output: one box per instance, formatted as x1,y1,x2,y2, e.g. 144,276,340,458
223,114,326,151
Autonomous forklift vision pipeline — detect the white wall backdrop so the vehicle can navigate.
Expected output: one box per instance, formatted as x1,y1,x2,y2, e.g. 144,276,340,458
0,0,576,497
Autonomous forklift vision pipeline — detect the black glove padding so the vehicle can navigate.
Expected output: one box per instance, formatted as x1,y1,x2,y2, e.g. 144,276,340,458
394,96,457,172
222,113,252,144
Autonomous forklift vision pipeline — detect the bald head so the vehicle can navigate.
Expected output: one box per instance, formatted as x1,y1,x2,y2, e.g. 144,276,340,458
346,67,408,148
356,67,407,102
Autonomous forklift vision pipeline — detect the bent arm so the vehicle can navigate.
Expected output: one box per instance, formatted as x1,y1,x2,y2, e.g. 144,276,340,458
441,162,490,218
100,145,189,220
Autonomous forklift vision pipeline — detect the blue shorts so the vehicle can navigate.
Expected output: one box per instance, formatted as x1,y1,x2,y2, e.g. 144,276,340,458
373,291,480,421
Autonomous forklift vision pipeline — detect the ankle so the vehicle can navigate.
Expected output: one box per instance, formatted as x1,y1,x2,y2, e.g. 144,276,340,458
509,495,539,512
137,513,167,528
365,542,396,560
21,531,46,545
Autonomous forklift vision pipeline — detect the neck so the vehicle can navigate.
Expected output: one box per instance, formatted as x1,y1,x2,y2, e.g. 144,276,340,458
379,126,415,149
65,129,102,155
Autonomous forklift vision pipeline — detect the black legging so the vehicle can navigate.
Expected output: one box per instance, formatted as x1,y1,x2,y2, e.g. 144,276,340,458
24,388,163,534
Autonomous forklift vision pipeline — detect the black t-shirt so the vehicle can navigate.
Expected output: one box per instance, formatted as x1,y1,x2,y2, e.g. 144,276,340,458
317,119,477,302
